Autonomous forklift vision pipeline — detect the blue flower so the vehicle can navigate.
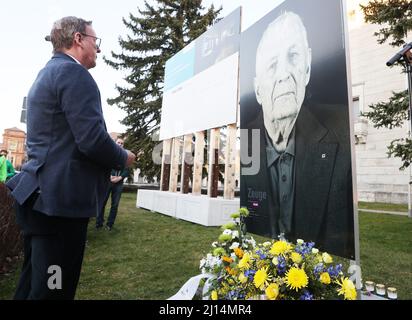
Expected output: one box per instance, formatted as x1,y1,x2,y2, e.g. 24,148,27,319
295,241,316,257
256,250,267,260
226,290,246,300
327,264,342,278
299,290,314,300
227,290,238,299
238,292,246,299
313,263,324,276
277,256,287,275
244,270,256,281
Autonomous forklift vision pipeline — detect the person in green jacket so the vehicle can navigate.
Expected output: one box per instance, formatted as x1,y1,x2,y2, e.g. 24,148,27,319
0,154,7,183
0,149,16,181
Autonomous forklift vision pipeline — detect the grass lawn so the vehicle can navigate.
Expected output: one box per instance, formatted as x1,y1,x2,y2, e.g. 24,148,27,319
358,210,412,299
0,192,411,299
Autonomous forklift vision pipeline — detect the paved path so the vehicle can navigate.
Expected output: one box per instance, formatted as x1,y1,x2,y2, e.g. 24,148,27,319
358,208,408,216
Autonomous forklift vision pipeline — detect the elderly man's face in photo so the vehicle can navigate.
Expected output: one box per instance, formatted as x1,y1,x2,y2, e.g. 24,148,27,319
254,13,311,151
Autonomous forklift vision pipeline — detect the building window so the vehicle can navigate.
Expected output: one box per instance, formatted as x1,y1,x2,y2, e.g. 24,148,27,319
353,96,360,119
351,84,365,118
9,140,17,152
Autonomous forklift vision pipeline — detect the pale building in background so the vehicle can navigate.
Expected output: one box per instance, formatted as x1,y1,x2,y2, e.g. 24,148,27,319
347,0,410,203
0,127,26,170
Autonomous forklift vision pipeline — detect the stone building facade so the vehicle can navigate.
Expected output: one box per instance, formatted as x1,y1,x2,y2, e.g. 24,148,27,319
347,0,410,204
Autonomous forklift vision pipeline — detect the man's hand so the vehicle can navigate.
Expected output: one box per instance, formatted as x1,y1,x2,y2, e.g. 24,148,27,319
125,150,136,167
110,176,122,183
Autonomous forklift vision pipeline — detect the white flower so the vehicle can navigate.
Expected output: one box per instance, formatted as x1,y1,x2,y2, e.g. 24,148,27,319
223,229,232,235
322,252,333,264
297,239,304,244
249,238,257,248
312,248,319,254
200,253,222,273
242,237,257,249
229,242,240,250
212,241,219,248
262,241,271,247
272,257,279,265
232,231,239,239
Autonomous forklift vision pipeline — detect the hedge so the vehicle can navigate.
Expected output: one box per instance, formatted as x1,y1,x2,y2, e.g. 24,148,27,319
0,183,22,273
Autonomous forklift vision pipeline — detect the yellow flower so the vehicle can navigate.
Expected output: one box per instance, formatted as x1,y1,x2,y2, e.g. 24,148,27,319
222,256,233,264
291,252,302,264
322,252,333,264
320,272,331,285
238,273,248,284
336,277,357,300
253,267,269,290
285,267,309,291
270,240,292,256
211,290,218,300
265,283,279,300
238,252,251,270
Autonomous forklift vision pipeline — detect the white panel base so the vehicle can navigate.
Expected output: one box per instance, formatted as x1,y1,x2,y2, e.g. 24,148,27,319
137,190,240,226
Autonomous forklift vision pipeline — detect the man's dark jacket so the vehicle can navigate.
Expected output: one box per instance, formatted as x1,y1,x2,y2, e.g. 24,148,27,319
241,104,355,259
7,53,127,218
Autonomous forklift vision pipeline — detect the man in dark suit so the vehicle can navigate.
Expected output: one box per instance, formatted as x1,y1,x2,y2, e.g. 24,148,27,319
241,12,355,259
96,138,130,231
6,16,135,299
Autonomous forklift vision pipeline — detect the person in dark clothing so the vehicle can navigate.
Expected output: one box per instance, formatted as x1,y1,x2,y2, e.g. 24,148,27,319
96,138,130,230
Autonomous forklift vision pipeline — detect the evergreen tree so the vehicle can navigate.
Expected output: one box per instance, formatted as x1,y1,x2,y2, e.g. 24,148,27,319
360,0,412,169
104,0,221,181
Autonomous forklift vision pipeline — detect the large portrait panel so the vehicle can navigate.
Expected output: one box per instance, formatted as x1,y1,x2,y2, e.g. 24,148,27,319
240,0,356,259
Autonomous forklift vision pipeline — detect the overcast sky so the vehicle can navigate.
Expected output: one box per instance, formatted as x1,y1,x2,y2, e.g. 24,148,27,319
0,0,283,136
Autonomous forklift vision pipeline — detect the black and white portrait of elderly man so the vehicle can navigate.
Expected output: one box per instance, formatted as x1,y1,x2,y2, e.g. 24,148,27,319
241,7,355,259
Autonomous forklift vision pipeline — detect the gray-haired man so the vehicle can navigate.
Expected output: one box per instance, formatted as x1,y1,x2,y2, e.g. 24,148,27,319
7,16,135,299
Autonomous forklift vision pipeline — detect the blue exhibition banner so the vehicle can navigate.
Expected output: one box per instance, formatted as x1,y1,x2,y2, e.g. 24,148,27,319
162,7,241,93
163,43,195,92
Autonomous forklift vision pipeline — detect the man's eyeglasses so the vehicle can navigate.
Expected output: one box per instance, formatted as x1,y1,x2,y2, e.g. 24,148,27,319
80,33,101,49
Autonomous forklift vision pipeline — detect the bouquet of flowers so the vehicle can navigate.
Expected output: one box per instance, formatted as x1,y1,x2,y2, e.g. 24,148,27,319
199,208,357,300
